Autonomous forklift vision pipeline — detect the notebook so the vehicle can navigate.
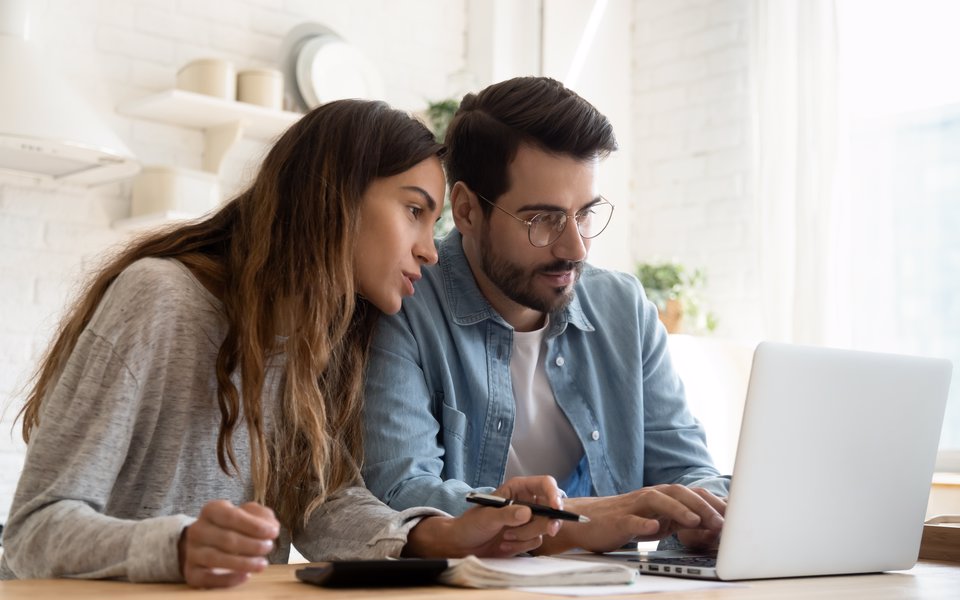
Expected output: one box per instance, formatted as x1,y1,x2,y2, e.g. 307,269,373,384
296,555,636,588
632,341,952,580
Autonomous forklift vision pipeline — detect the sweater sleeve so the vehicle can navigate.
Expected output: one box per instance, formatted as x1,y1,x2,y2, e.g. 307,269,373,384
293,486,447,561
2,327,190,582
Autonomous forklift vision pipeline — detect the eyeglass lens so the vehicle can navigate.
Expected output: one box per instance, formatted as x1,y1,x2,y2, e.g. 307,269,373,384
528,201,613,247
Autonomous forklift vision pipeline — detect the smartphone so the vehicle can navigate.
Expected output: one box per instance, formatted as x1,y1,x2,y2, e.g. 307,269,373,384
295,559,449,588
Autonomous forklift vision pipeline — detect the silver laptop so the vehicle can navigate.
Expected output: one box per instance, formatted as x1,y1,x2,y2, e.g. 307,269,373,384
633,341,952,580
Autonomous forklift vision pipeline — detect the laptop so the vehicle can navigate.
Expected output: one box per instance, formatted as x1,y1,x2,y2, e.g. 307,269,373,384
632,341,952,580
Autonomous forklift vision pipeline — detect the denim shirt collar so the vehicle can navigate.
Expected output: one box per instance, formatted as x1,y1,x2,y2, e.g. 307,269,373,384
438,230,595,336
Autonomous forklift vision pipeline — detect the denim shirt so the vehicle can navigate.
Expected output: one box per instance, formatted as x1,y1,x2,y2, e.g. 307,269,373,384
362,231,729,515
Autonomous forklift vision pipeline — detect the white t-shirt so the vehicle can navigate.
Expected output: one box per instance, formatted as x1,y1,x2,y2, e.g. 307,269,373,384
504,320,583,485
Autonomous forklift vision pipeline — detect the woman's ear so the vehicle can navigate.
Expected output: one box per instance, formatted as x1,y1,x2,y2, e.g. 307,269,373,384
450,182,478,234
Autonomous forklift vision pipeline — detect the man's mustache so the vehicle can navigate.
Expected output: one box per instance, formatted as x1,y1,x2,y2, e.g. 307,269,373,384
538,260,583,273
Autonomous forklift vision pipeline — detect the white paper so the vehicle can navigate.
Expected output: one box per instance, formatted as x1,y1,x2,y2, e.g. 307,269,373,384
515,576,743,596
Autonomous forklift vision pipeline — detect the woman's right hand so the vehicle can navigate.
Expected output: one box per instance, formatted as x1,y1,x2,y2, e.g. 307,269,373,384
178,500,280,588
403,476,564,558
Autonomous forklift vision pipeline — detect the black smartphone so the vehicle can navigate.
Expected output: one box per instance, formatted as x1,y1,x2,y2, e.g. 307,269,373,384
295,559,449,588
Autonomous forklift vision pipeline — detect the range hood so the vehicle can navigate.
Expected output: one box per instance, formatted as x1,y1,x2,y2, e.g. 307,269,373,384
0,0,139,186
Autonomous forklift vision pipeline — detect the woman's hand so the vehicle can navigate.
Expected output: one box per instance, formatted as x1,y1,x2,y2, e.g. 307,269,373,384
178,500,280,588
404,476,564,558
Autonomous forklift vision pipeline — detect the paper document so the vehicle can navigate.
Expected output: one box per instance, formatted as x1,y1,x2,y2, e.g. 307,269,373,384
439,556,636,588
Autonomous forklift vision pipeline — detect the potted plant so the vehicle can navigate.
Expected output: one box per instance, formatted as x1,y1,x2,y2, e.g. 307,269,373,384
423,98,460,236
424,98,459,143
634,261,718,334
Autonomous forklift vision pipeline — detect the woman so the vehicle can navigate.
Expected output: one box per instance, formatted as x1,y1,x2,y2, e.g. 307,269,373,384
0,100,562,588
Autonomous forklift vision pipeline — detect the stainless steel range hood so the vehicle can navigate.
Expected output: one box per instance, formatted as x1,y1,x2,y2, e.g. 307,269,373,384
0,0,139,186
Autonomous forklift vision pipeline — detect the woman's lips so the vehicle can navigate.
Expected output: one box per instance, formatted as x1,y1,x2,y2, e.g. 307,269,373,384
402,272,421,296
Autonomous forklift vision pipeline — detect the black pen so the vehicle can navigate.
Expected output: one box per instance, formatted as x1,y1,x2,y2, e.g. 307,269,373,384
465,492,591,523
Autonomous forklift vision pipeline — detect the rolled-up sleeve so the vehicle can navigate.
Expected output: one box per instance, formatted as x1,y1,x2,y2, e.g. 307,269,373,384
293,486,448,560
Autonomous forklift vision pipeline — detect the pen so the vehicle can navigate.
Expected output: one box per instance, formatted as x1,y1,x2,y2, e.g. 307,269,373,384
465,492,591,523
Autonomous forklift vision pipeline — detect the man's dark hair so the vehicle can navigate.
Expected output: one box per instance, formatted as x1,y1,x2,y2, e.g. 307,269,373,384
443,76,618,213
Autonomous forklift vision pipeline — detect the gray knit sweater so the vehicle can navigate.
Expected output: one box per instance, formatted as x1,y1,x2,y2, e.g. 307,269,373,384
0,258,443,582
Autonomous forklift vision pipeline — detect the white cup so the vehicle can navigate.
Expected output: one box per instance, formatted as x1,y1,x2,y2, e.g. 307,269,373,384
176,58,236,100
237,68,284,110
131,166,221,217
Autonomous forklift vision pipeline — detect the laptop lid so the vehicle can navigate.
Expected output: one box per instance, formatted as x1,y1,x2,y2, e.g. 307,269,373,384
714,341,952,580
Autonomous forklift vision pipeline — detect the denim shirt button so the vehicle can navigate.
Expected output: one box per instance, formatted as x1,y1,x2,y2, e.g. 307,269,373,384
555,356,565,367
591,430,600,441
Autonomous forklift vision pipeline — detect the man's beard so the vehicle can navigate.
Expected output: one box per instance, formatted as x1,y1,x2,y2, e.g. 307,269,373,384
479,227,582,314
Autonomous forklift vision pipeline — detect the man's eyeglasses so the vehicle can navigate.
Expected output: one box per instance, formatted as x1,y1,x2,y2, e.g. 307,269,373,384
476,193,615,248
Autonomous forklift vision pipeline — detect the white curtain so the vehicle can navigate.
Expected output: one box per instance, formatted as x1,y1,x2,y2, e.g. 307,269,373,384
750,0,960,465
749,0,847,345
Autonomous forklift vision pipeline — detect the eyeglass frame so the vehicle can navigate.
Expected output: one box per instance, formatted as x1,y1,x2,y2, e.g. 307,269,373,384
474,191,615,248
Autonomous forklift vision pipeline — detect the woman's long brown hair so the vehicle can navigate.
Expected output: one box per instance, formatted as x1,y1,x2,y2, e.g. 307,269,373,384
17,99,443,533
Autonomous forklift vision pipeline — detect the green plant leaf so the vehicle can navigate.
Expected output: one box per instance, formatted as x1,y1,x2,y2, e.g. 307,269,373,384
634,260,718,334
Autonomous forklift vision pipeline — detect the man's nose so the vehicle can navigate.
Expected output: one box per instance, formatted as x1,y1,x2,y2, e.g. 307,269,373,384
551,216,588,262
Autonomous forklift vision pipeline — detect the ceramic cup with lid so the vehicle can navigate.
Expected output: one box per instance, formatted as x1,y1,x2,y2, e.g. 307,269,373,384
176,58,236,100
237,68,284,110
131,166,221,217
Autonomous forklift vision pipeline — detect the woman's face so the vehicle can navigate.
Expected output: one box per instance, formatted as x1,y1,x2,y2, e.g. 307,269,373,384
354,156,445,314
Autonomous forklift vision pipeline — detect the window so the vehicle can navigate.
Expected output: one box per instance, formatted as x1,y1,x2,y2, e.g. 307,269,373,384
838,0,960,469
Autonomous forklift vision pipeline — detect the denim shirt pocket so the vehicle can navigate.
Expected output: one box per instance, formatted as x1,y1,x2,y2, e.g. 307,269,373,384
439,400,470,480
440,401,468,442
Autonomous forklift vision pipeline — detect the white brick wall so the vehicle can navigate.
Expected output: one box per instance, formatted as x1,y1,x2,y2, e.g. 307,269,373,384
0,0,467,525
630,0,761,340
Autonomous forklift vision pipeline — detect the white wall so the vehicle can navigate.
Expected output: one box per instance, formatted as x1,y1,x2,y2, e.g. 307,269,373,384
0,0,467,525
629,0,759,341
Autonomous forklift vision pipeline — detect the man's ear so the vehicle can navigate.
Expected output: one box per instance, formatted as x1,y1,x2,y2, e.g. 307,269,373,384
450,181,479,234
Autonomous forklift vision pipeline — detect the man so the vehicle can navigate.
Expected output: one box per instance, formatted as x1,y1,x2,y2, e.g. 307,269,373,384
362,77,729,553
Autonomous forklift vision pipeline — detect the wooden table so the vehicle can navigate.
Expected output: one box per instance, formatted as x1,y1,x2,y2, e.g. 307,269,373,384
1,560,958,599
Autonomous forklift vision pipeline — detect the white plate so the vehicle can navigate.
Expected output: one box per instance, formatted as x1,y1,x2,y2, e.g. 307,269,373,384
279,22,383,111
295,34,383,107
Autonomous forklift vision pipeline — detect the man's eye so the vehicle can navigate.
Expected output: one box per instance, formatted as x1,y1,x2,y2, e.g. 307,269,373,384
541,213,566,230
533,212,560,225
576,208,596,221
